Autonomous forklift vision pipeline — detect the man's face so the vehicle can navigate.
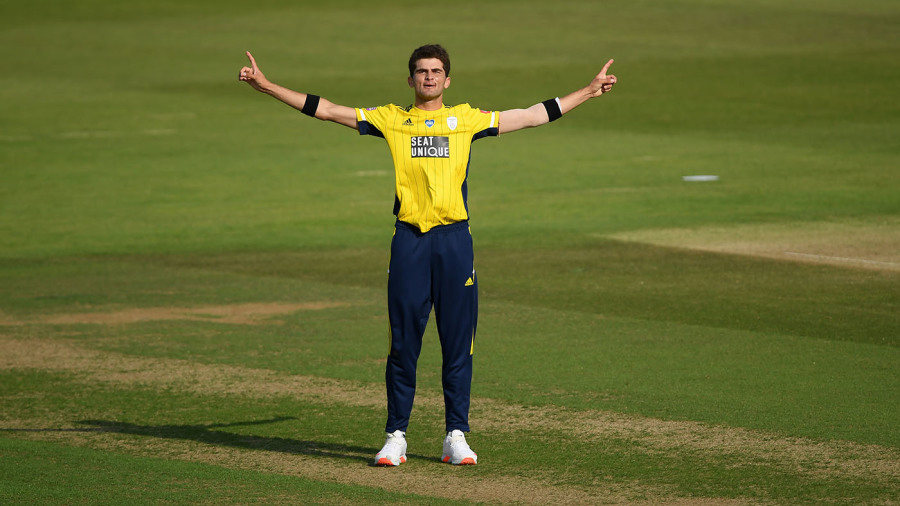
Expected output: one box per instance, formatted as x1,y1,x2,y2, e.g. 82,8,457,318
408,57,450,101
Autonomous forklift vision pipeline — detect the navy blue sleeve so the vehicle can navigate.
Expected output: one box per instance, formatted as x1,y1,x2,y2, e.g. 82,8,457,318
358,120,385,139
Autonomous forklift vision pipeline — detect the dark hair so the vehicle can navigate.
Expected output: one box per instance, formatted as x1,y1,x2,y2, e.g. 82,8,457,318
408,44,451,77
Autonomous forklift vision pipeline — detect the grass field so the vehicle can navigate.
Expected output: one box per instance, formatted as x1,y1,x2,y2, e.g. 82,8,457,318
1,0,898,503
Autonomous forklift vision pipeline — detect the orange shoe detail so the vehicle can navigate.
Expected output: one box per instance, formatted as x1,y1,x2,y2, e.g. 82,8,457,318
459,456,476,465
376,455,406,466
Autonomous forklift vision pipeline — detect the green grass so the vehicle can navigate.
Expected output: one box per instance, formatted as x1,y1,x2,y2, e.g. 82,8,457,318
0,428,449,505
1,0,898,503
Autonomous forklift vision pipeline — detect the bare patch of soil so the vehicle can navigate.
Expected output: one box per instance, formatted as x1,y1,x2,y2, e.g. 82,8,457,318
0,301,348,327
474,399,900,483
603,217,900,271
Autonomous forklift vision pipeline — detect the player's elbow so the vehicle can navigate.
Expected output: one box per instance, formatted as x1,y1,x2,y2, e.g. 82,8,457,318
526,106,551,128
519,108,548,129
499,107,548,134
316,102,358,129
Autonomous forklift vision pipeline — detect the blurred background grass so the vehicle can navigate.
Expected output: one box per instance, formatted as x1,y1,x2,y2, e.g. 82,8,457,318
2,0,897,257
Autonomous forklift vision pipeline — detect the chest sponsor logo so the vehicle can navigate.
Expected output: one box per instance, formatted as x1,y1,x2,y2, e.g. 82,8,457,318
411,136,449,158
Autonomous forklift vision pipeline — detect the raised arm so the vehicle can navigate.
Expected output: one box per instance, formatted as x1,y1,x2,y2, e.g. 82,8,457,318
238,51,358,129
498,59,617,134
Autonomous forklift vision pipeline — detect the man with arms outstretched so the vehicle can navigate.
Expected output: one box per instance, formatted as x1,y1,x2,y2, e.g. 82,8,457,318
238,44,617,466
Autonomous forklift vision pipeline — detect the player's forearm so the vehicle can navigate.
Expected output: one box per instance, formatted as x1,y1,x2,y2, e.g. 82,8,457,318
544,61,617,119
500,85,602,134
558,86,594,115
256,81,357,128
256,80,312,114
527,86,594,124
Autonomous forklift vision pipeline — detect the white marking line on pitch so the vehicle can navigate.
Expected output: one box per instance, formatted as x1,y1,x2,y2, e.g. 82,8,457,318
784,252,900,268
682,175,719,182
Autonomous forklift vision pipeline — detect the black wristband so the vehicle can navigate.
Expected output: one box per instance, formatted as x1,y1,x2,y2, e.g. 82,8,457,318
301,94,320,117
542,98,562,122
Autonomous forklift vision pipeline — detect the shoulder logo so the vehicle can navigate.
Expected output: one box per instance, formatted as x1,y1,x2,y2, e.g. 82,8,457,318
425,119,435,128
447,116,458,130
366,107,377,111
402,118,413,126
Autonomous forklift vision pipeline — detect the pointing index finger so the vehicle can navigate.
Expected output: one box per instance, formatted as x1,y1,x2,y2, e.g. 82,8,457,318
600,59,614,76
246,51,259,73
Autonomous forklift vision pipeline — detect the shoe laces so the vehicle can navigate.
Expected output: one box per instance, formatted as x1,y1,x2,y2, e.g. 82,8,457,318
447,430,469,447
448,429,465,439
383,431,405,450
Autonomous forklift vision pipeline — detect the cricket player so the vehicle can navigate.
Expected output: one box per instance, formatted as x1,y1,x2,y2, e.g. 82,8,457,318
238,44,617,466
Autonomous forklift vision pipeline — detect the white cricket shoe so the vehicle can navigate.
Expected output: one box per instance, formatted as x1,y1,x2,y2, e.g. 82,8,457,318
374,430,407,466
442,429,477,465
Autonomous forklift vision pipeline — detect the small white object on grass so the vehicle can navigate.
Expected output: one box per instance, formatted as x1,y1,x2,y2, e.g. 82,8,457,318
682,175,719,182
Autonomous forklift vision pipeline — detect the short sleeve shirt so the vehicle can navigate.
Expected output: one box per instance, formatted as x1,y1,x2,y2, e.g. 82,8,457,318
356,103,499,233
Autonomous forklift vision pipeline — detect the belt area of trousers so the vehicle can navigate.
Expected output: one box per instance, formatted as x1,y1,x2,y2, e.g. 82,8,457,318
395,220,469,236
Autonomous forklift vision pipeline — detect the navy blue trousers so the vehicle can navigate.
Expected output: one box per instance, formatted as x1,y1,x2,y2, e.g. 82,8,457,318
385,220,478,433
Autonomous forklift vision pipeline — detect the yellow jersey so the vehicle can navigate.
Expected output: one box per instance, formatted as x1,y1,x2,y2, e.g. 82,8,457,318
356,103,499,233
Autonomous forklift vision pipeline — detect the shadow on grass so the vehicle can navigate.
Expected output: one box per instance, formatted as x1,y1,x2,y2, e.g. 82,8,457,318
2,417,433,466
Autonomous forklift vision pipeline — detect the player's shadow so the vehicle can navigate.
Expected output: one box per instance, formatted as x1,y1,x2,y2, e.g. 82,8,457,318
90,416,379,463
4,417,444,465
5,417,381,464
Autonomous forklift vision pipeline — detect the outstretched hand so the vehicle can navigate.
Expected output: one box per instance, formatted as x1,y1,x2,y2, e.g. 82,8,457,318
238,51,268,92
588,59,617,97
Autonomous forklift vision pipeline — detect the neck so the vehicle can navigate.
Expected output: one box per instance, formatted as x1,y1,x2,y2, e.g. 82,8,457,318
415,95,444,111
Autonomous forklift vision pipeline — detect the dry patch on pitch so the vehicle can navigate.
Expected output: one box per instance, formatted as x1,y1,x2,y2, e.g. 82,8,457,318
0,301,348,327
3,336,898,503
602,216,900,271
0,341,661,504
477,399,900,484
4,426,697,506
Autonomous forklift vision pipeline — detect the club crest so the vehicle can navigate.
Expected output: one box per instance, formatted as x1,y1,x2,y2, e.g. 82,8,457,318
447,116,458,130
